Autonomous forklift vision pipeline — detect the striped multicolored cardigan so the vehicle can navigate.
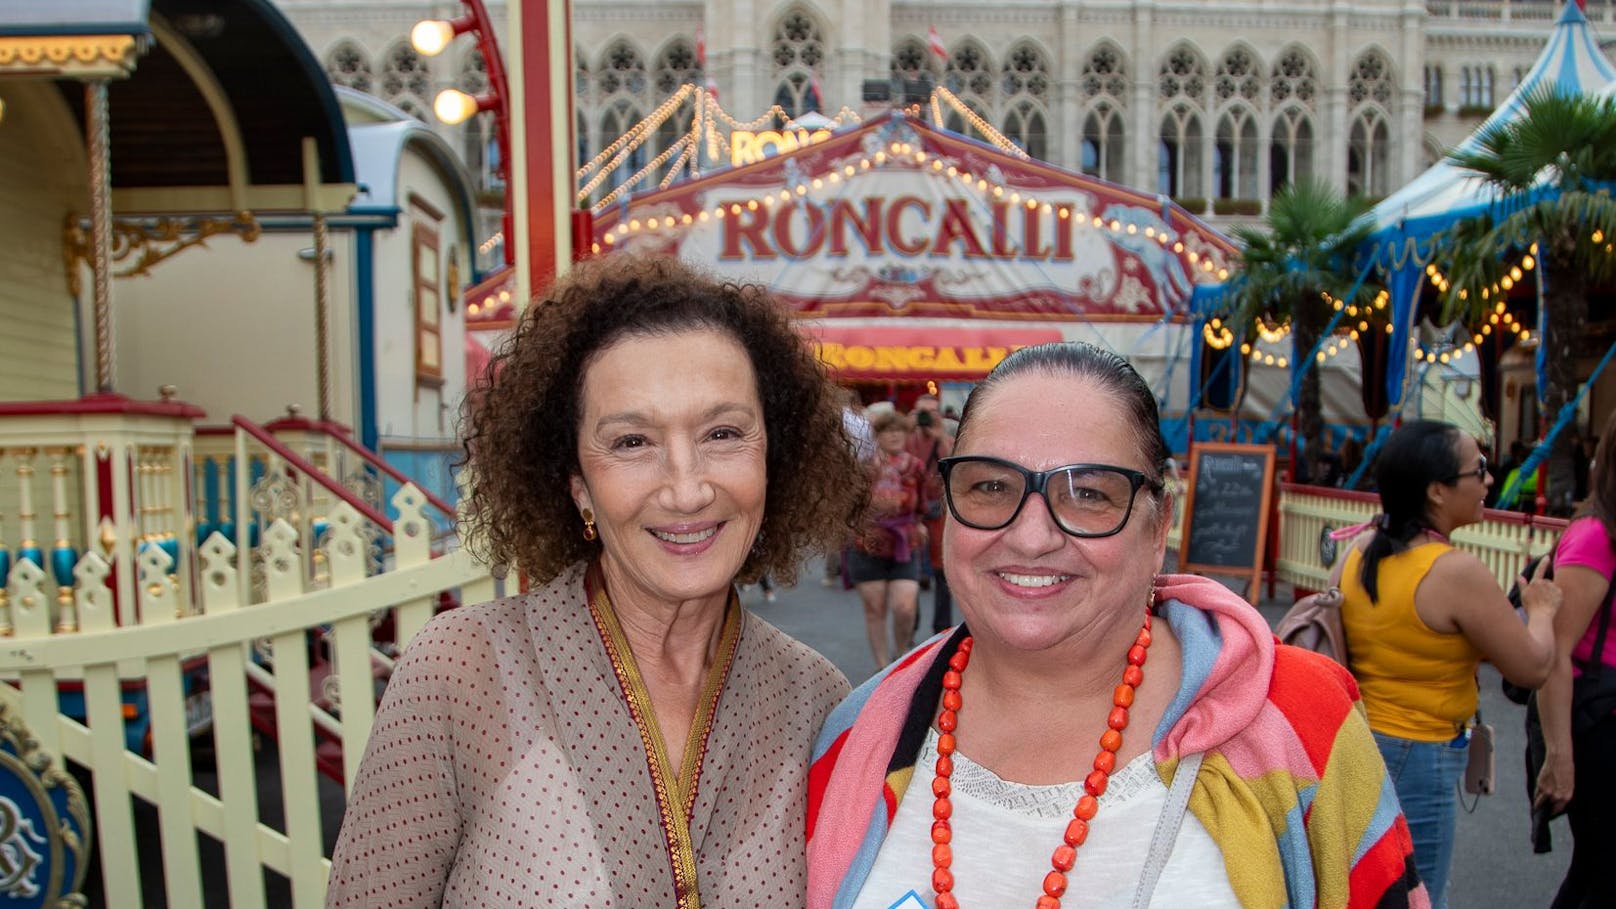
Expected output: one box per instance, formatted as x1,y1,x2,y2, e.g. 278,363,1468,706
807,573,1429,909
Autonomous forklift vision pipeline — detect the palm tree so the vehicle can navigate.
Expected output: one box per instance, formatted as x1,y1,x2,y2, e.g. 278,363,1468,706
1224,178,1379,482
1441,86,1616,506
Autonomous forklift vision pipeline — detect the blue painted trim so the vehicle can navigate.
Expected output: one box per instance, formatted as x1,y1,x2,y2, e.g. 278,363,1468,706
356,228,379,451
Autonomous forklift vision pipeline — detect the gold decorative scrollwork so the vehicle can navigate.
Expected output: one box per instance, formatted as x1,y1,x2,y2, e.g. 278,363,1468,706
63,212,261,296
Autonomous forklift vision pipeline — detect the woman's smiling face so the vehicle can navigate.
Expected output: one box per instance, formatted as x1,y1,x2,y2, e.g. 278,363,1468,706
569,328,767,612
943,370,1169,655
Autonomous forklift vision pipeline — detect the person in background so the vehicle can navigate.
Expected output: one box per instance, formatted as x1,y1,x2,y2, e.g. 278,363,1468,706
1539,413,1616,908
849,409,927,668
826,387,875,588
1335,419,1560,909
811,342,1427,909
906,394,955,632
328,255,867,907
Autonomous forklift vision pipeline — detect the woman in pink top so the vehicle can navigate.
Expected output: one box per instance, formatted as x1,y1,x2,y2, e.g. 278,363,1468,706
1543,412,1616,908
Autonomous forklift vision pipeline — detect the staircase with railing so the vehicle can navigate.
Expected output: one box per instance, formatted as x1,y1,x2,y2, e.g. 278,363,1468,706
0,394,495,907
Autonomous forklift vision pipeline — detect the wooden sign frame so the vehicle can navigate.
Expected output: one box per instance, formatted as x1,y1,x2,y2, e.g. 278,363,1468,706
1178,441,1277,604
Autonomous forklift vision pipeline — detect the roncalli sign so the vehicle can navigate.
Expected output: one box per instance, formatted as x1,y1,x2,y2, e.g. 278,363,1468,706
594,112,1235,323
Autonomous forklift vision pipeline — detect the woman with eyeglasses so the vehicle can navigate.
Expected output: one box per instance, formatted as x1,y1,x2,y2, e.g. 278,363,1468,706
808,342,1427,909
1334,419,1560,909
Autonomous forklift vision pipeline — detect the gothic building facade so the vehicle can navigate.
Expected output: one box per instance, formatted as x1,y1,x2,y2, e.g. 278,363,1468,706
273,0,1610,239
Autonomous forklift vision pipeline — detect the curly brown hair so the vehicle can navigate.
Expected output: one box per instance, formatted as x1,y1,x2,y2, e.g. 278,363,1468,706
461,254,867,586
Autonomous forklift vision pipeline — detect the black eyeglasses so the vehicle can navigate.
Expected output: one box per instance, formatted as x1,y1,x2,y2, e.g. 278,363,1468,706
937,456,1164,538
1445,454,1489,484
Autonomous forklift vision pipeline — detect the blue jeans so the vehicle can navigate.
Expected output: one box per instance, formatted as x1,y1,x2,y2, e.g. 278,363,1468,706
1374,730,1469,909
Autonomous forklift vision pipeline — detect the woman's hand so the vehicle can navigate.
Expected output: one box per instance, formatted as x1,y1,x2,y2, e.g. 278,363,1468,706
1519,556,1564,621
1534,749,1575,815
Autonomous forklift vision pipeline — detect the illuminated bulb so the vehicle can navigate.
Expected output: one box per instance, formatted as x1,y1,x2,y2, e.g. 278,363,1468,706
812,178,823,189
1496,301,1506,313
1439,353,1451,364
410,19,456,56
1010,193,1021,204
629,219,641,231
1385,323,1394,334
1482,323,1492,335
1058,208,1069,219
1595,230,1605,244
698,211,709,222
1333,300,1344,311
681,214,693,225
779,190,791,201
1510,267,1523,281
1240,343,1252,354
1501,276,1514,290
1317,352,1327,363
795,185,807,195
1350,329,1361,340
604,234,616,245
874,152,887,164
432,88,481,125
1218,268,1229,280
845,165,857,176
1277,357,1288,368
993,186,1004,198
1521,330,1531,341
1522,255,1535,270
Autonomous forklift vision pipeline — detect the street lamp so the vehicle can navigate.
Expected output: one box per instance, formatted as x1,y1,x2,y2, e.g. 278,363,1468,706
412,2,513,268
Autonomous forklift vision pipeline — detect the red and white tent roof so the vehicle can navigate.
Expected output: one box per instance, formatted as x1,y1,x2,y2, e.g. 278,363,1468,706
593,111,1235,324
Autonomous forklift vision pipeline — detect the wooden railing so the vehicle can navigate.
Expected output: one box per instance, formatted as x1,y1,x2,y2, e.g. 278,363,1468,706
1273,482,1568,593
0,486,496,909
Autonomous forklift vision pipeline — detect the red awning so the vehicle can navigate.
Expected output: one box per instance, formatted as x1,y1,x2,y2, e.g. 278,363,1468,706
801,324,1063,380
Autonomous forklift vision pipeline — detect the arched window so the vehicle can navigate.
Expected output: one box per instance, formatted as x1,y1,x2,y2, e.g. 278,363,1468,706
1159,45,1208,107
326,41,373,95
598,40,649,195
1424,64,1443,108
1479,65,1495,108
381,42,431,119
945,41,995,139
1348,111,1390,197
772,10,824,119
1269,47,1317,110
1081,45,1128,181
1348,50,1395,109
459,50,501,192
889,37,935,108
1082,103,1125,181
1269,107,1314,192
655,38,699,95
575,48,592,168
1214,106,1258,199
1000,43,1050,159
1214,47,1262,107
1158,46,1207,200
654,39,699,184
1159,103,1204,198
1347,51,1395,197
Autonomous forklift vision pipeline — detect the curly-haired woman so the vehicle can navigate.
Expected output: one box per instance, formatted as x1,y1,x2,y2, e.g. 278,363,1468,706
327,254,867,907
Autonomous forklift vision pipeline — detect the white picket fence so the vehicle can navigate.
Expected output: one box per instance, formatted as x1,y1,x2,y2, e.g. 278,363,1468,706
0,485,494,908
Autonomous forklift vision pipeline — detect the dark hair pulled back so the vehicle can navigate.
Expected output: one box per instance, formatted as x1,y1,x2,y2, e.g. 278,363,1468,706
1358,420,1462,602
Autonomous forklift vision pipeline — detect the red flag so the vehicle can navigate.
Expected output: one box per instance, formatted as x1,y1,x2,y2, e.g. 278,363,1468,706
695,25,706,68
810,72,823,111
928,25,948,60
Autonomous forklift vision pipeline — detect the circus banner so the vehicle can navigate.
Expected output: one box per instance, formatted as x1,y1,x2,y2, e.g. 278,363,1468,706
592,113,1235,322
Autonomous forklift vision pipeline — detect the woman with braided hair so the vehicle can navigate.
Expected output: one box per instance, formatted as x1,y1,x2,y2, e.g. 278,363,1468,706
1337,419,1561,909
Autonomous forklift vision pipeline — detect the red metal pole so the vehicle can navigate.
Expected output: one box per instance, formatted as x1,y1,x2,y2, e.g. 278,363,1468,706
459,0,515,269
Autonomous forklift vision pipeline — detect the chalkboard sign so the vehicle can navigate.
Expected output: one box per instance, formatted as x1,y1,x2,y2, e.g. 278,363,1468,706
1179,442,1276,604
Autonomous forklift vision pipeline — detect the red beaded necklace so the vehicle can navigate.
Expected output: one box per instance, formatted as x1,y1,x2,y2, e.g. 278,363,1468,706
930,610,1154,909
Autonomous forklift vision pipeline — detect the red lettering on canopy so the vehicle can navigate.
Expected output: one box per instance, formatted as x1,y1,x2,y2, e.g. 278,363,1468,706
886,196,929,256
720,205,775,260
773,201,827,259
1022,205,1052,260
828,198,882,256
931,198,988,258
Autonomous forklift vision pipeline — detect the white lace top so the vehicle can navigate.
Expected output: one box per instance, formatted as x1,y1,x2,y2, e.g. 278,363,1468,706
850,728,1240,909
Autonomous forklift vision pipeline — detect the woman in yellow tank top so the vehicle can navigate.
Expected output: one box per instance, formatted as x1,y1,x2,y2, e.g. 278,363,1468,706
1336,420,1560,909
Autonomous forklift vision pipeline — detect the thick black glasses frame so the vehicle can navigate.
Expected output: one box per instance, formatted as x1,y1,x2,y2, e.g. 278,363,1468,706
936,455,1163,539
1444,454,1488,484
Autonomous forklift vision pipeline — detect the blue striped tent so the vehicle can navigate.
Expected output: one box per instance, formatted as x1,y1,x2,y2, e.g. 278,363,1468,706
1360,0,1616,407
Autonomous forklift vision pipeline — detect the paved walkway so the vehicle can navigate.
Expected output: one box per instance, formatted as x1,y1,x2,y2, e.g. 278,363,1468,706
750,555,1570,908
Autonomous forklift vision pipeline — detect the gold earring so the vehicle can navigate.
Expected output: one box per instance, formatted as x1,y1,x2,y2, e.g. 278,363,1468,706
581,508,597,541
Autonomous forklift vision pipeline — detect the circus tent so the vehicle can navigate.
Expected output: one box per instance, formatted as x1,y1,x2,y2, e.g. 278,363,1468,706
589,111,1236,441
1362,0,1616,406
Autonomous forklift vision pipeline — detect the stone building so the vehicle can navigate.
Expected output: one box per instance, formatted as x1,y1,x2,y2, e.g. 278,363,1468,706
271,0,1612,246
